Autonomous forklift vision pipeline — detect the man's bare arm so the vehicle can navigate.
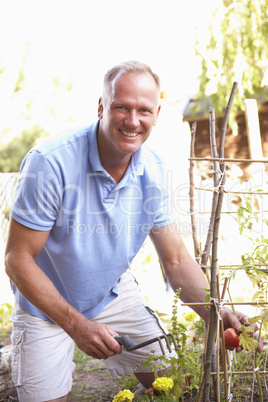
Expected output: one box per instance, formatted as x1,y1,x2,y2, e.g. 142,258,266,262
5,217,122,359
150,222,210,322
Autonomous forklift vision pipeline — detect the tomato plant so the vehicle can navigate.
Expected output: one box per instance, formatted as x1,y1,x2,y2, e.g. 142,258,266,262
224,328,239,348
253,338,259,350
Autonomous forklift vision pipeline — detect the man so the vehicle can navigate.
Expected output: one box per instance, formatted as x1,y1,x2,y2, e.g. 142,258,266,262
5,61,260,402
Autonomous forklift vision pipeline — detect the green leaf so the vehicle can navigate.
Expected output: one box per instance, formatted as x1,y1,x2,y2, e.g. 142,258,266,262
248,315,264,324
178,322,188,331
239,332,256,352
205,294,211,304
252,291,265,302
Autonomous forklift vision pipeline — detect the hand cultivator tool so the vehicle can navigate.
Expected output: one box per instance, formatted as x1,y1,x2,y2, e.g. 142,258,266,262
114,333,178,355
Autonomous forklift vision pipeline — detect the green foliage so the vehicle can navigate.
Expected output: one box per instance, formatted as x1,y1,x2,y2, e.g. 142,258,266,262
140,289,202,401
196,0,268,117
227,348,267,400
142,254,152,266
116,374,139,393
0,302,14,343
228,194,268,329
236,193,268,236
0,125,49,172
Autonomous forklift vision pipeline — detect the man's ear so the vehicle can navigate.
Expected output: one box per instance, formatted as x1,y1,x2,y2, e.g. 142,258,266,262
98,97,104,119
154,104,161,126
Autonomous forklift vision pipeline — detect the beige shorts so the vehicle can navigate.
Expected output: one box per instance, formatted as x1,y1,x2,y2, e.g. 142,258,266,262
11,270,175,402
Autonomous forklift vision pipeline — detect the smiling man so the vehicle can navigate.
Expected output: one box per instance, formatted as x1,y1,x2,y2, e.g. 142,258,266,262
97,67,161,182
5,61,260,402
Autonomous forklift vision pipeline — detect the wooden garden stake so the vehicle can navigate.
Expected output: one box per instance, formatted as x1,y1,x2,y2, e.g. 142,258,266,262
196,108,220,401
219,277,230,401
216,275,222,402
196,325,208,402
216,275,231,401
207,107,221,400
189,121,202,262
201,107,219,271
203,82,238,402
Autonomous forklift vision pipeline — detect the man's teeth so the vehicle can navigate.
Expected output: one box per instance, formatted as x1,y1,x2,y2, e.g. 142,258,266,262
121,130,138,137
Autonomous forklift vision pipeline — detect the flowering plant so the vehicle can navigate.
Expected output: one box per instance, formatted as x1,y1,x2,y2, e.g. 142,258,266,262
152,377,174,392
112,389,134,402
183,311,197,323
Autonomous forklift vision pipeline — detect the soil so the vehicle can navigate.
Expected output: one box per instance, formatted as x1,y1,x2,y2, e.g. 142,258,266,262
69,354,120,401
2,333,268,401
70,369,119,401
2,353,268,401
68,348,268,401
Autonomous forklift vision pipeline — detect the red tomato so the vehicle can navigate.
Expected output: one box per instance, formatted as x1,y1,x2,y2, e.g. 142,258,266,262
224,328,239,348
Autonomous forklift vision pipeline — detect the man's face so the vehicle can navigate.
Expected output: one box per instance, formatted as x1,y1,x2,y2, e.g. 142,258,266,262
98,71,161,160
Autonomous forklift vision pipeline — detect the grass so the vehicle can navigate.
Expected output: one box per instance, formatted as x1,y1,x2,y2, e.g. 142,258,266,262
70,347,126,401
73,346,106,373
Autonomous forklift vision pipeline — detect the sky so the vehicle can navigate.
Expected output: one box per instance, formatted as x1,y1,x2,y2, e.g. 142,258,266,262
0,0,224,182
0,0,220,108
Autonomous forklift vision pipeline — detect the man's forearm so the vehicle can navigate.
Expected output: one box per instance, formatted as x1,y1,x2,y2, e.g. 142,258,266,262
164,256,210,322
5,254,85,335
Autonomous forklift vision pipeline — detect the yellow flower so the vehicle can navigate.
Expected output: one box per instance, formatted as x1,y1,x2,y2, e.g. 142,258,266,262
152,377,174,391
112,389,134,402
183,311,197,323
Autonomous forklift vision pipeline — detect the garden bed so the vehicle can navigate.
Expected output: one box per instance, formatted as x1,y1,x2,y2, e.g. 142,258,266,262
64,346,268,401
1,333,268,401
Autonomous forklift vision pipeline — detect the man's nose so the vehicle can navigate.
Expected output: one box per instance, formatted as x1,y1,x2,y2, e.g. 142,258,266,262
126,110,139,127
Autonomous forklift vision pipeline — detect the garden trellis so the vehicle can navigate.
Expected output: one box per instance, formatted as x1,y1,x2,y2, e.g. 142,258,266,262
186,82,268,401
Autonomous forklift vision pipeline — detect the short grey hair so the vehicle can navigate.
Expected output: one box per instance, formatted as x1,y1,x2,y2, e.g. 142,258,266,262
102,60,161,106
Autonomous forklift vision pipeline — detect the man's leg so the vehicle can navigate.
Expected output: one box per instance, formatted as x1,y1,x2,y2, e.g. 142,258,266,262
91,270,176,385
11,304,75,402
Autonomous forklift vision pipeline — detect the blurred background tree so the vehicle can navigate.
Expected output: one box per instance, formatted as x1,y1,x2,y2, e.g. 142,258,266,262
196,0,268,116
0,125,49,173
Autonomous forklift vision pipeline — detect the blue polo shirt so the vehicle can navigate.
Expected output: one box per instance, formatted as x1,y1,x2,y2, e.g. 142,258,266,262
11,121,173,320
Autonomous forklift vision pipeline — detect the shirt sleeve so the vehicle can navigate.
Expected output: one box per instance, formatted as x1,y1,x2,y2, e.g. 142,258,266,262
149,158,174,229
152,187,174,228
11,150,62,231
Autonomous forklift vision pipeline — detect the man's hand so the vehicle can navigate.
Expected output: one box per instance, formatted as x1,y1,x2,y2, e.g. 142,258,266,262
222,307,263,353
72,318,123,359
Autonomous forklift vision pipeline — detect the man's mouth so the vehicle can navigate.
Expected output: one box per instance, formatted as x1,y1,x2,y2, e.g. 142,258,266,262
120,130,139,138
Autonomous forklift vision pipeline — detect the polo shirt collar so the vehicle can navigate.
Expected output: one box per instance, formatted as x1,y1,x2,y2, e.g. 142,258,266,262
88,121,105,173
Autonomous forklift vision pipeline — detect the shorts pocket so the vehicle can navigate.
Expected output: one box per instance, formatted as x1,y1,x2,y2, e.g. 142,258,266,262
10,326,26,386
144,305,169,334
